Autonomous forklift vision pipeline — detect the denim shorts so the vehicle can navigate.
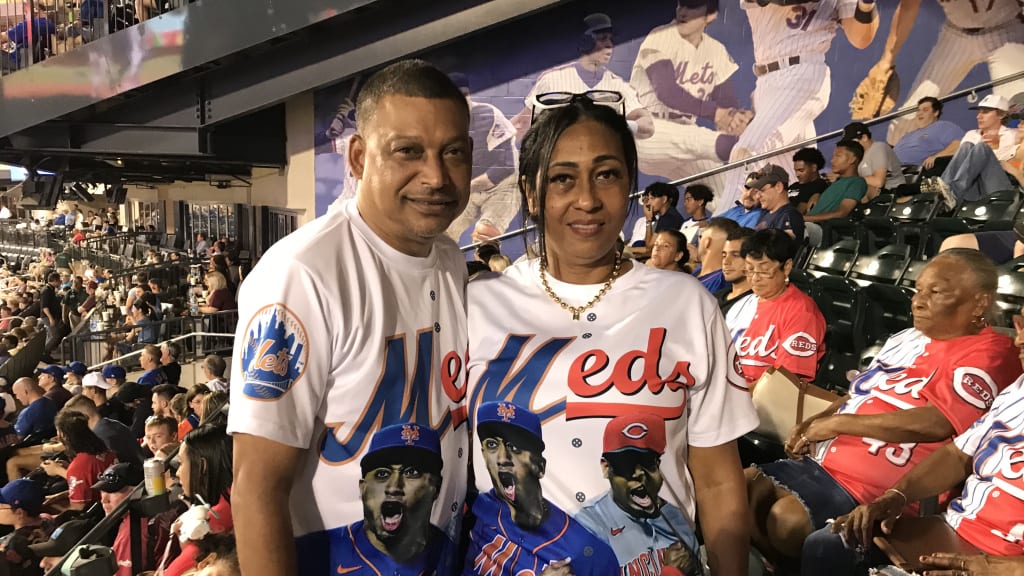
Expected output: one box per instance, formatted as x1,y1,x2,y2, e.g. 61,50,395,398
755,457,859,530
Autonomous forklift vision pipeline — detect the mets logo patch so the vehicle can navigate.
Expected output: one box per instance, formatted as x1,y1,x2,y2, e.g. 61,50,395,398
241,304,309,401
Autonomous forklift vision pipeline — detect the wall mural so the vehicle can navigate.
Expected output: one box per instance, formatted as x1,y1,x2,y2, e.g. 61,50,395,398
312,0,1024,258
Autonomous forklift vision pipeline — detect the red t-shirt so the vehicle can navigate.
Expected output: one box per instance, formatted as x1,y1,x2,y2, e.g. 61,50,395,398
113,515,151,576
206,289,235,312
735,284,826,383
67,451,117,505
816,327,1023,508
160,496,233,576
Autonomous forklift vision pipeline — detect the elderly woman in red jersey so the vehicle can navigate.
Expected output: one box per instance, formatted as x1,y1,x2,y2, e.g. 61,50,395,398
734,228,826,385
744,248,1023,573
799,310,1024,576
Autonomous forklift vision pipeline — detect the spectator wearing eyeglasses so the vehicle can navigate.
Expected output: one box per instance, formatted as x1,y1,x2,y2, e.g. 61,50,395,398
734,229,825,385
718,175,766,229
754,164,806,244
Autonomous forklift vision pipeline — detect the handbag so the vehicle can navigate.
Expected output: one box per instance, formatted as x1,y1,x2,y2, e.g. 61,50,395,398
873,516,979,574
750,366,840,442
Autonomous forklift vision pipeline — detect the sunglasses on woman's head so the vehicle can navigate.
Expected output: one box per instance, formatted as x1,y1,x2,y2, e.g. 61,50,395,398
530,90,625,124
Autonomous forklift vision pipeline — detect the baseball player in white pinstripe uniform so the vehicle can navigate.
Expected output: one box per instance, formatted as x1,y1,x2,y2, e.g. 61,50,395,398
872,0,1024,145
510,13,655,142
719,0,879,211
630,0,750,202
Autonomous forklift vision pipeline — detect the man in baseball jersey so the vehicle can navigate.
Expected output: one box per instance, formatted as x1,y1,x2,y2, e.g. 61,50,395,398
466,401,618,576
510,13,654,142
302,423,454,576
445,73,520,245
721,0,879,211
324,85,363,206
228,60,472,576
630,0,749,200
871,0,1024,145
576,415,701,576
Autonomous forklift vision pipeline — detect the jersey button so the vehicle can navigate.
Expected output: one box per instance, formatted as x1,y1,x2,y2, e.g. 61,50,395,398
572,438,582,448
576,491,586,503
587,312,597,322
430,290,437,301
434,322,441,333
582,333,592,339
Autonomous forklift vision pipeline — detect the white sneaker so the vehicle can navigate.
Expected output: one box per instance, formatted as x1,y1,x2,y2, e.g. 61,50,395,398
933,178,956,211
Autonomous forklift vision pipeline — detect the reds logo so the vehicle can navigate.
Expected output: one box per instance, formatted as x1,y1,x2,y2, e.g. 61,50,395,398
621,423,649,440
401,425,420,446
953,367,998,410
782,332,818,358
496,403,516,423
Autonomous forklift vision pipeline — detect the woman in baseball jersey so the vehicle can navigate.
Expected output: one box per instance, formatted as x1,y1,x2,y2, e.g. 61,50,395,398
746,249,1021,572
465,94,758,576
733,228,826,384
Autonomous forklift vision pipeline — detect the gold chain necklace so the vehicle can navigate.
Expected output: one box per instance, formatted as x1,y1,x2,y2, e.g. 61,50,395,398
539,253,623,321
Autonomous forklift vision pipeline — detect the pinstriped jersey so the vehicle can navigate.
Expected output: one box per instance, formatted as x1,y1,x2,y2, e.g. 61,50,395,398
939,0,1022,30
741,0,857,63
814,327,1022,508
630,23,738,117
947,374,1024,555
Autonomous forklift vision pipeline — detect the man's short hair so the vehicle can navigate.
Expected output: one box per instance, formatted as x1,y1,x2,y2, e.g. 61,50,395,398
677,0,720,14
685,184,714,206
836,139,866,164
645,182,680,207
46,272,60,283
142,344,161,363
792,147,826,170
918,96,943,117
355,59,469,128
204,354,227,378
705,217,741,237
64,394,98,415
152,384,177,403
145,415,177,435
727,227,756,243
163,341,181,361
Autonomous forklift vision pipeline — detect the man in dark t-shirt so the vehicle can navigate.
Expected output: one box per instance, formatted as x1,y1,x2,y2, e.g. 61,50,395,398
789,148,829,214
753,164,805,244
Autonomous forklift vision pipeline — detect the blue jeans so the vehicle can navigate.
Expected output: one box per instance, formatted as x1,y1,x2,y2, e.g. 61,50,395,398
942,142,1014,202
801,526,889,576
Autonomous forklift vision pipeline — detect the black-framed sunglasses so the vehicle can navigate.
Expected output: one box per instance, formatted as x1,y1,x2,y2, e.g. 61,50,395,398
530,90,625,123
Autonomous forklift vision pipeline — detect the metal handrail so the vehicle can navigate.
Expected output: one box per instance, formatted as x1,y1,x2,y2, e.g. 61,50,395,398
90,330,234,369
460,69,1024,252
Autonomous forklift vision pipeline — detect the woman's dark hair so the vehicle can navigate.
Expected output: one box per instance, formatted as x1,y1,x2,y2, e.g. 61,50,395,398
655,229,688,253
56,410,109,458
186,384,211,417
183,424,233,504
200,391,229,428
740,229,797,264
518,100,639,260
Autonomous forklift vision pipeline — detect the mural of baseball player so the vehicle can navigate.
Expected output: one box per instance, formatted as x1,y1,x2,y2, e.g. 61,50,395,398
466,401,617,576
576,415,702,576
304,423,454,576
629,0,752,204
323,77,363,209
445,73,521,245
866,0,1024,145
719,0,880,211
510,13,655,142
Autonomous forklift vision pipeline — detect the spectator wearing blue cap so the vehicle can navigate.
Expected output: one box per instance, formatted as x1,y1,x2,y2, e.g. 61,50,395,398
63,361,88,392
465,402,616,576
296,423,451,575
0,478,52,573
36,365,71,410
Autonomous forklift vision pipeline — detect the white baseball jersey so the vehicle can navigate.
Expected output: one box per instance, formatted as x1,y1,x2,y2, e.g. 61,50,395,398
631,24,738,118
525,63,645,116
742,0,857,63
724,293,758,343
227,200,469,572
941,0,1021,29
466,260,758,524
947,373,1024,556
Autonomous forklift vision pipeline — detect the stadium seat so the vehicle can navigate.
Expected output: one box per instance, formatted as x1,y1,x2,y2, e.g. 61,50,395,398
859,343,883,371
848,244,912,286
811,273,867,357
817,350,858,395
806,238,859,278
789,268,814,295
995,256,1024,328
820,193,893,247
863,283,914,348
924,189,1023,256
891,194,944,258
898,258,928,291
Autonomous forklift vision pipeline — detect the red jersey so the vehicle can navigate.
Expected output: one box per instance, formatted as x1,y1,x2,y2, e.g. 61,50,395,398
816,327,1022,508
947,374,1024,556
67,451,116,505
735,284,825,383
